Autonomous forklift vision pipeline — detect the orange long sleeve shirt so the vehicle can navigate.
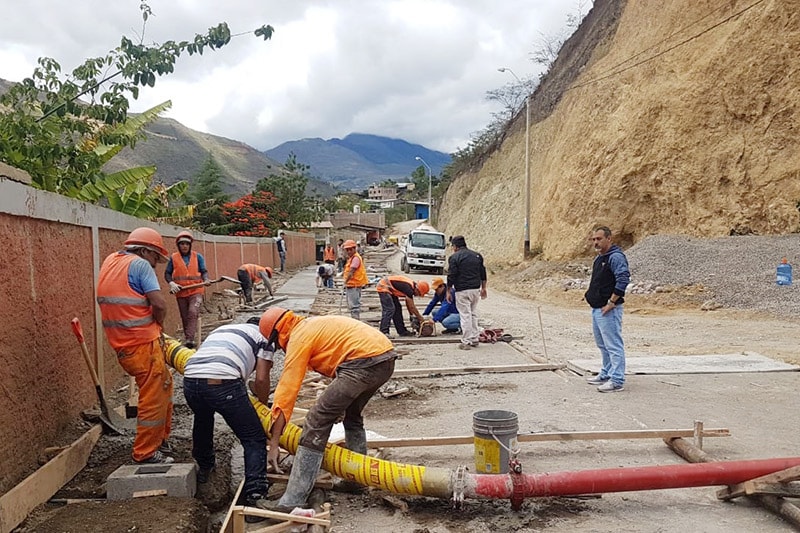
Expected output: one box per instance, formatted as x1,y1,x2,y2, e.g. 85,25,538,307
271,314,393,424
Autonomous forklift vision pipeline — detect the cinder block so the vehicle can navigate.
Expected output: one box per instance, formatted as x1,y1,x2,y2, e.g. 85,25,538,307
107,462,196,500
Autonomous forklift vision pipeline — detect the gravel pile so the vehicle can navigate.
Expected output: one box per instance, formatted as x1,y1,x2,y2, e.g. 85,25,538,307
625,234,800,317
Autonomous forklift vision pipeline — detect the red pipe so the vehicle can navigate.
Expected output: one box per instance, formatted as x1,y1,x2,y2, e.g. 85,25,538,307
467,457,800,500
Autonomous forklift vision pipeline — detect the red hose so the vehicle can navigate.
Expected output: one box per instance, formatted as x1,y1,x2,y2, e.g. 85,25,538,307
467,457,800,500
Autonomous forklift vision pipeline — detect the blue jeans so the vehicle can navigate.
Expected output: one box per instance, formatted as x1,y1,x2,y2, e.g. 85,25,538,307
591,305,625,385
183,377,268,498
324,277,334,288
441,313,461,331
279,251,286,271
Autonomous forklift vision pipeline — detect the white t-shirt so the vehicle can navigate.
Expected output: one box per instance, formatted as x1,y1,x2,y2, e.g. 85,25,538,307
183,324,273,380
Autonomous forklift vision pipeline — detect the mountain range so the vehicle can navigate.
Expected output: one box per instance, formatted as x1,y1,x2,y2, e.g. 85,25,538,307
265,133,452,189
0,77,450,197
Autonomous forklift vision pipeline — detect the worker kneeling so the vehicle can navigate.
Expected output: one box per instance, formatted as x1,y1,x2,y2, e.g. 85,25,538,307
259,308,398,515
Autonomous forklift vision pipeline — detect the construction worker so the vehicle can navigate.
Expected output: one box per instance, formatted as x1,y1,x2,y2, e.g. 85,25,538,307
275,231,287,272
259,308,397,514
182,319,275,523
96,227,174,464
322,242,336,265
316,263,336,289
237,264,274,304
423,277,461,333
165,231,210,349
376,275,430,337
342,239,367,319
335,238,346,273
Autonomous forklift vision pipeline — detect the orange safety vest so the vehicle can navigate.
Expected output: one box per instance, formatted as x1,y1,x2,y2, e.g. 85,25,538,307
323,246,336,262
376,275,414,298
243,264,272,282
96,252,161,351
271,313,394,424
171,252,204,298
344,253,368,288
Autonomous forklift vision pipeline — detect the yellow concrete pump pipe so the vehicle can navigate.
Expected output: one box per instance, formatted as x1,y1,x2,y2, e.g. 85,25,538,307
167,339,800,509
165,339,455,499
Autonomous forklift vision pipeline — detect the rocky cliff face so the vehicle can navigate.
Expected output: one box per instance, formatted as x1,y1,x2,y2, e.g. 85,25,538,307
439,0,800,262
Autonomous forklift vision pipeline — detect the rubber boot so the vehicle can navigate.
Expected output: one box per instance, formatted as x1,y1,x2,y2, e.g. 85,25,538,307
276,446,324,509
334,428,368,493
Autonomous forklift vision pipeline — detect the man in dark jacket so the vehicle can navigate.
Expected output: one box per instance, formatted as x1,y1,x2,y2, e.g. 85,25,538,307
446,235,487,349
584,226,630,393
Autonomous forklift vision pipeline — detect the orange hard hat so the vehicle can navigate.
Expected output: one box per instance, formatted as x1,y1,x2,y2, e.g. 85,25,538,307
125,227,169,262
416,281,430,297
431,277,445,290
176,230,193,245
343,239,357,249
259,306,289,341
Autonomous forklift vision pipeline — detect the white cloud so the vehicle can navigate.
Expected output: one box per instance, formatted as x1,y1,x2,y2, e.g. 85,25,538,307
0,0,589,153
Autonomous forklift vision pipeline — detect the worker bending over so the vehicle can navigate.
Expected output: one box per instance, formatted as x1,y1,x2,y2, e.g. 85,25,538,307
259,308,397,514
237,263,274,304
183,320,275,523
376,275,429,337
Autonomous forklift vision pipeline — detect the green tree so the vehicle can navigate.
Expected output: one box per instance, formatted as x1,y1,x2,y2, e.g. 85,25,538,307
0,2,273,219
189,154,230,231
255,153,321,230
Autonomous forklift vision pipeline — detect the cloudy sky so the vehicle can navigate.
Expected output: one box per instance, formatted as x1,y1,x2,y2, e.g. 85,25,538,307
1,1,587,153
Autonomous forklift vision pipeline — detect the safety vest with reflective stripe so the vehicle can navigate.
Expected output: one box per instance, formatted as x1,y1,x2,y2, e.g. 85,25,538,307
323,246,336,262
344,253,368,288
376,275,414,298
242,264,272,282
97,252,161,350
171,251,204,298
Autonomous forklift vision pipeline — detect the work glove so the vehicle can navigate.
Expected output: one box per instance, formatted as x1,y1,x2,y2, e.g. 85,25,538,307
169,281,181,294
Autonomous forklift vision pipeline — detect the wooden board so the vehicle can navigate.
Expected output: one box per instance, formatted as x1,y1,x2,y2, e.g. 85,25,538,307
366,427,730,448
0,424,102,533
568,352,798,375
392,363,562,378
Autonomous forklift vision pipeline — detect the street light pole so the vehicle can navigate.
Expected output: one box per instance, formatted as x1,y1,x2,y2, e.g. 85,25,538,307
415,155,433,225
498,67,531,258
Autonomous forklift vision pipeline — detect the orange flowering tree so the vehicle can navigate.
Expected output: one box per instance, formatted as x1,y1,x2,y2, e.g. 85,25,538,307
221,190,283,236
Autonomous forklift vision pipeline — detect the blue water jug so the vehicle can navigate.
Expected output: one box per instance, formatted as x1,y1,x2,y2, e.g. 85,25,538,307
776,258,792,285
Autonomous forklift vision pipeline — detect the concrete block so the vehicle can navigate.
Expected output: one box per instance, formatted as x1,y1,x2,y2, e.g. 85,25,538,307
107,462,196,500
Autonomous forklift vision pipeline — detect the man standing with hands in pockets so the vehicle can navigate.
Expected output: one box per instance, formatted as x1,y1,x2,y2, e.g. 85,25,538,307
584,226,630,393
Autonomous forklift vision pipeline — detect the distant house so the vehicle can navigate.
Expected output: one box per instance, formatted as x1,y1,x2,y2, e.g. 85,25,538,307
368,185,398,201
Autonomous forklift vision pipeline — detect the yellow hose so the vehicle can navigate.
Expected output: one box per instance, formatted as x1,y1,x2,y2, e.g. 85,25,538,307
165,338,453,498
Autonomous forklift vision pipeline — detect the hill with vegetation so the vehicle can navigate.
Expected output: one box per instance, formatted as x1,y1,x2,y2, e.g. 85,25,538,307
438,0,800,263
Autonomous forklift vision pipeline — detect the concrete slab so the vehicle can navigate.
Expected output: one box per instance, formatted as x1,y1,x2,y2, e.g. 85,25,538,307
274,267,319,313
568,352,800,375
106,462,196,500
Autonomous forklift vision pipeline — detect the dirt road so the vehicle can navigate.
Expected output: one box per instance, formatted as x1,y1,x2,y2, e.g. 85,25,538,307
19,250,800,532
321,252,800,532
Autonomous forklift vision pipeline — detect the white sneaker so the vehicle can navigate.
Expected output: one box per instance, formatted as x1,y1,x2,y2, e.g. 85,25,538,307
586,375,609,385
597,381,624,393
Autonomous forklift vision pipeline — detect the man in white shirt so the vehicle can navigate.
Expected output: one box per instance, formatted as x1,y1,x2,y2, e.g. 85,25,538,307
182,320,275,523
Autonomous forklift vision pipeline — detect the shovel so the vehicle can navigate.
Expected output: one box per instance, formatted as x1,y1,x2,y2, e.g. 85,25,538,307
172,276,227,292
71,317,132,435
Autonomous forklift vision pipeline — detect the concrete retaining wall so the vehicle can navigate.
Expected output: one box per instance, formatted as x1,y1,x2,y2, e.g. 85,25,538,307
0,178,314,494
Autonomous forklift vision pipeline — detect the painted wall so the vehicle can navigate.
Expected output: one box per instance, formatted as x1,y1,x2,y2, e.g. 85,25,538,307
0,179,315,494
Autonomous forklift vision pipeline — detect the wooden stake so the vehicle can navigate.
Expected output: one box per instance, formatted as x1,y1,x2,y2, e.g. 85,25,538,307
537,306,549,360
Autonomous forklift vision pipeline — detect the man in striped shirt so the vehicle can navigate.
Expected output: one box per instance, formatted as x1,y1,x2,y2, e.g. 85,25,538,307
182,320,275,523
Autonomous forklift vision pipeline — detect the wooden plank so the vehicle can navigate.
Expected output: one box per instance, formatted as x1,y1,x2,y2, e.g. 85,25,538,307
249,505,332,533
718,465,800,500
745,481,800,498
132,489,168,498
392,363,562,378
239,507,331,526
0,424,102,533
367,428,730,448
220,478,246,533
267,473,335,490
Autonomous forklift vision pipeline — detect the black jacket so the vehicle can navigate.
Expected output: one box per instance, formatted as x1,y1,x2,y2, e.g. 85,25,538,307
447,247,486,291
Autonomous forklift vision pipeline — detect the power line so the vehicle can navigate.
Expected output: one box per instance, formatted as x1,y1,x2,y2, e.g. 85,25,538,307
567,0,767,91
